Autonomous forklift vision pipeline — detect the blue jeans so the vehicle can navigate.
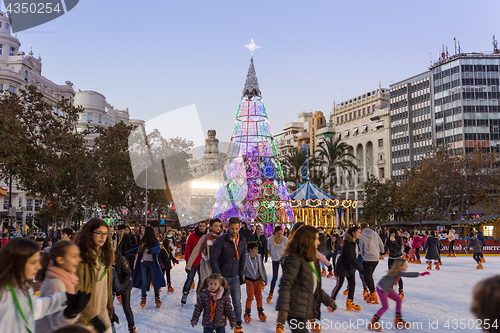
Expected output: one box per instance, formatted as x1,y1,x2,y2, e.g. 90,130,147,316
140,261,159,297
203,327,225,333
182,264,201,294
357,255,366,288
225,276,242,323
270,260,281,293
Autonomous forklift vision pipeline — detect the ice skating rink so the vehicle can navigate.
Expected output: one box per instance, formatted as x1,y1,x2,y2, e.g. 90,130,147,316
113,256,499,332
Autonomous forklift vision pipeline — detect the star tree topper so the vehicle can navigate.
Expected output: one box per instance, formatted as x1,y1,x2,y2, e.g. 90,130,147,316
244,38,261,56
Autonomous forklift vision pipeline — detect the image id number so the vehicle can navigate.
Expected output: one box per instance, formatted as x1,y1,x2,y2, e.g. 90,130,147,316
444,319,498,330
6,3,62,14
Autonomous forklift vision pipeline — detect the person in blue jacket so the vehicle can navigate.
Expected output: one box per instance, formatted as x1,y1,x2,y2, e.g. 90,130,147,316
126,226,166,309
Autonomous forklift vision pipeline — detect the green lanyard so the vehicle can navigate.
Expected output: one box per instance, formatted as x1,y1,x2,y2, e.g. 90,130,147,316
309,262,320,280
257,235,263,248
7,283,33,333
96,256,108,282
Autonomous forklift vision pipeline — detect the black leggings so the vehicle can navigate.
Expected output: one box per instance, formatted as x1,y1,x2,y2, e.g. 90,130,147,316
118,289,135,329
449,240,455,254
161,268,172,285
414,248,420,260
388,259,403,292
363,261,379,293
473,252,482,264
331,275,355,300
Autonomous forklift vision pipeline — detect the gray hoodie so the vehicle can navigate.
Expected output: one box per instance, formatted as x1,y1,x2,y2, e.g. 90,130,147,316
359,228,384,262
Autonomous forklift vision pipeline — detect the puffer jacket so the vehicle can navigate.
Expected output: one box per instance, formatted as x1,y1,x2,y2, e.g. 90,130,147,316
468,235,482,253
276,255,335,320
359,228,384,261
423,236,442,260
209,233,247,278
191,286,236,328
335,233,363,277
412,235,423,249
317,233,327,253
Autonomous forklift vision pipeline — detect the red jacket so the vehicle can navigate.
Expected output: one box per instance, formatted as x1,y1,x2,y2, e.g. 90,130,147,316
184,227,205,267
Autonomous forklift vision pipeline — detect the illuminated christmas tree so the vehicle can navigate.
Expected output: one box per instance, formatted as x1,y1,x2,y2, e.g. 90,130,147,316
211,40,295,225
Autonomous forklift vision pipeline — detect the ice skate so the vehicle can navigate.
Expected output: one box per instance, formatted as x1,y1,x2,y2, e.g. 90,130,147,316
128,326,137,333
398,289,404,299
140,296,146,308
309,319,322,332
116,295,122,304
266,292,273,303
363,286,369,300
368,314,382,331
367,292,379,304
167,283,174,292
343,287,349,296
427,262,432,270
258,307,267,322
191,281,195,290
234,321,243,333
244,308,252,323
321,268,326,277
276,322,284,333
181,291,188,305
155,295,162,308
435,262,440,270
481,257,485,263
346,298,361,311
477,262,483,269
395,312,411,329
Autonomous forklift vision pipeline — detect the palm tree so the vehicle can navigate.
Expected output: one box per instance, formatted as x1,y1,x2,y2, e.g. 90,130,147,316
314,136,359,196
280,149,308,190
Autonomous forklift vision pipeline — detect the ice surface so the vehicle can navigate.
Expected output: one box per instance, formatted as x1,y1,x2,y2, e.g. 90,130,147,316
112,256,499,332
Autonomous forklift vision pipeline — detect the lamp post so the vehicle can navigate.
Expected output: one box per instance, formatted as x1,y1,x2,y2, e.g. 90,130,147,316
415,205,425,233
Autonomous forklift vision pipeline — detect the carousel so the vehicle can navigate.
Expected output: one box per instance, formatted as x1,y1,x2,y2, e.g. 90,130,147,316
290,181,357,229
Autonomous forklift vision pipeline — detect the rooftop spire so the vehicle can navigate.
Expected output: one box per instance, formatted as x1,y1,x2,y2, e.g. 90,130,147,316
242,57,261,98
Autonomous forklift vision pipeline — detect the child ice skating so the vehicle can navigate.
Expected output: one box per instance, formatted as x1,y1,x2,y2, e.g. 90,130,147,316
467,231,484,269
158,238,179,293
191,273,237,333
423,231,442,270
244,241,268,323
367,258,430,331
0,237,90,333
35,240,84,333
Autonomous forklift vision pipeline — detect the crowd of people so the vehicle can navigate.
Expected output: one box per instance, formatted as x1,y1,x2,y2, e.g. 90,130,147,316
0,218,497,333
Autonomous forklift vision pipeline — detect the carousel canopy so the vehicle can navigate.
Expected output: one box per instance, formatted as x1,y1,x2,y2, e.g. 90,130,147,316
290,181,336,200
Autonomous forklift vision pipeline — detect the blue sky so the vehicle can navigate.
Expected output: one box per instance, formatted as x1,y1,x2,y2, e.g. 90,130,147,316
12,0,500,143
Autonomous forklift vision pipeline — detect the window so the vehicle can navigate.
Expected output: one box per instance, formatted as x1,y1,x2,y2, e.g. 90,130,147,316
9,47,14,56
3,199,8,210
27,198,33,211
87,113,93,122
341,115,344,122
367,106,371,113
378,139,384,147
349,112,352,120
6,23,9,30
24,71,27,81
18,197,22,208
8,86,15,94
98,114,102,124
34,199,40,211
0,44,2,55
337,117,340,123
312,119,314,125
0,22,2,28
0,84,4,93
483,226,494,237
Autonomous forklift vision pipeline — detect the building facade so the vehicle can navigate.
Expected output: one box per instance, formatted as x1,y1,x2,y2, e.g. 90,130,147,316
275,112,313,156
330,85,391,219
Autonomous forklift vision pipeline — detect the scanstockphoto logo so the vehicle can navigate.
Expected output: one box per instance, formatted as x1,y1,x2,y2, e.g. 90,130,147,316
3,0,79,33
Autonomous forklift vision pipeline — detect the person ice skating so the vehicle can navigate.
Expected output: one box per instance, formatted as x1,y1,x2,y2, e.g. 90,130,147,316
411,232,423,264
126,226,166,308
35,240,84,333
209,217,247,333
191,273,237,333
359,222,384,305
471,275,500,333
367,258,430,331
276,225,337,333
158,238,179,292
378,226,388,260
467,231,484,269
181,220,208,305
186,219,223,290
423,231,442,271
0,237,90,333
331,226,364,311
73,218,114,332
326,234,341,274
446,229,456,257
249,224,268,264
267,226,288,304
244,241,268,324
475,228,486,262
384,227,405,298
113,249,136,333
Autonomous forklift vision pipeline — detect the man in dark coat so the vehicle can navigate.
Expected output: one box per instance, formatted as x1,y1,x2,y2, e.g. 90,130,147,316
239,221,252,242
114,250,135,332
249,224,268,262
476,228,486,261
210,217,247,333
181,220,207,304
117,224,134,275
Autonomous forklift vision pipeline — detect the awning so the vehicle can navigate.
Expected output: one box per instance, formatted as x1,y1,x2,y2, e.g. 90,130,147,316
375,121,384,128
0,187,6,196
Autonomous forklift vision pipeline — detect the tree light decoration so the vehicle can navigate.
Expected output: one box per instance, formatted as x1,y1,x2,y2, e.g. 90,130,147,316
211,52,295,224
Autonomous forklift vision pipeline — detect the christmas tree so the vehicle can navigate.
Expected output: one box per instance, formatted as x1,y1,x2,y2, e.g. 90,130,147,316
211,41,295,225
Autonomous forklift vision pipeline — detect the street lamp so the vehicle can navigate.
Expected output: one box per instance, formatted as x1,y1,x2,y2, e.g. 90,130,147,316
415,205,425,233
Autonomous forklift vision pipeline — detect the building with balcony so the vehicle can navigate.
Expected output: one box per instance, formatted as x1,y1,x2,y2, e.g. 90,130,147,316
330,84,391,219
